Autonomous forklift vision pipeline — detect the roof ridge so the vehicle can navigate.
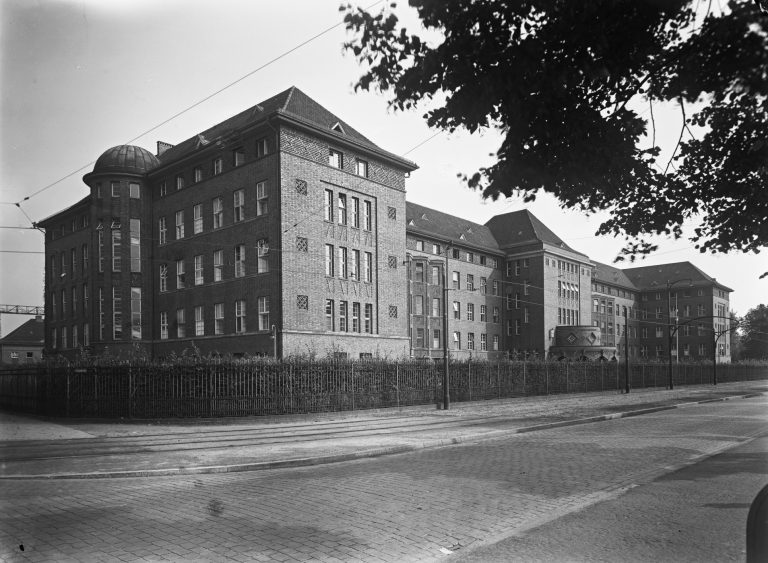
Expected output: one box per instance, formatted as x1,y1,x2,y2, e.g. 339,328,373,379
281,85,297,112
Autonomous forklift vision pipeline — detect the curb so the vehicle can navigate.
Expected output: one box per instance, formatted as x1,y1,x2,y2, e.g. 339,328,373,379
2,391,764,480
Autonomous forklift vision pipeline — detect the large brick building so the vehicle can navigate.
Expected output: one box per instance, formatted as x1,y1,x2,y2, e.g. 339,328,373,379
39,87,732,362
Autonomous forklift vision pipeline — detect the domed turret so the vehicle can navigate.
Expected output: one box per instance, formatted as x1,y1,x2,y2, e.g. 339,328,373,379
90,145,160,176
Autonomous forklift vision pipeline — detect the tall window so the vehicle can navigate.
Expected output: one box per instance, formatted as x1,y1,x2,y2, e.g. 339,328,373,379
111,229,122,272
111,181,120,197
62,326,68,348
492,280,499,296
234,189,245,222
352,302,361,332
324,189,334,222
71,249,77,278
72,286,78,316
214,303,224,335
339,301,348,331
83,323,89,346
128,182,139,199
363,200,372,231
213,157,223,175
193,204,203,234
235,244,245,277
493,307,500,323
130,219,141,273
98,287,104,340
480,305,487,322
364,252,372,282
364,304,373,333
337,247,348,279
213,250,223,281
329,149,343,168
351,197,360,228
467,303,475,321
258,296,269,331
233,300,245,333
325,300,335,331
83,283,89,312
480,277,487,294
233,147,245,167
325,244,335,277
194,166,203,183
452,271,460,289
195,306,204,336
414,295,424,315
159,181,166,196
82,243,88,274
113,287,122,340
453,301,460,320
338,194,347,225
61,289,66,317
159,217,167,245
159,264,168,292
256,181,268,216
356,159,368,177
351,250,360,281
160,312,168,340
257,239,269,273
131,287,141,340
453,331,461,350
176,175,185,191
176,259,185,289
466,274,474,291
467,333,475,350
481,333,487,351
432,298,440,317
213,197,223,228
175,210,185,239
176,308,186,338
256,137,268,157
433,329,441,348
194,255,203,285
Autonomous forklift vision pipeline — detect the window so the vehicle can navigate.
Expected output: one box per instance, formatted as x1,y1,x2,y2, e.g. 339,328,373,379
452,271,460,289
415,328,424,348
176,308,186,338
329,149,343,168
62,326,68,348
523,280,529,296
130,219,141,273
194,306,204,336
256,137,269,157
492,280,499,296
352,302,361,332
480,277,487,294
431,266,441,285
213,197,224,228
515,319,521,335
337,247,348,278
467,333,475,350
258,296,269,331
175,210,185,239
364,252,372,282
339,301,348,332
414,295,424,315
493,307,500,323
235,244,245,278
697,304,705,316
326,300,335,331
414,262,424,282
256,181,268,216
83,323,89,347
127,287,141,341
71,248,77,277
656,345,664,358
111,229,122,272
61,288,67,317
655,327,664,338
176,259,185,289
235,300,246,333
194,255,203,285
453,301,460,320
233,189,245,222
83,284,89,312
432,243,441,255
159,218,167,245
364,304,373,333
363,201,372,231
72,286,78,315
506,293,513,310
113,287,122,340
338,193,347,225
233,148,245,167
193,204,203,234
129,182,140,199
433,329,441,348
356,159,368,177
213,158,223,175
213,250,223,281
480,333,487,351
466,274,474,291
351,250,360,281
493,335,499,351
453,331,461,350
214,303,224,335
431,297,440,317
349,197,360,228
194,167,202,183
159,181,166,197
324,190,335,223
255,239,268,273
467,303,475,321
325,244,335,277
159,264,168,292
111,181,120,197
176,175,185,191
98,288,104,340
698,343,706,356
480,305,487,322
415,240,424,252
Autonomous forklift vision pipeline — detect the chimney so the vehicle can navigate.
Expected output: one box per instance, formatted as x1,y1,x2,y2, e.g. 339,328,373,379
156,141,174,156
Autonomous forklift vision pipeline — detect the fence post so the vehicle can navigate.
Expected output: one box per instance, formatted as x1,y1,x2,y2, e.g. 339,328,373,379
395,361,400,408
351,362,355,411
545,362,549,395
66,369,71,418
497,362,501,400
468,358,472,402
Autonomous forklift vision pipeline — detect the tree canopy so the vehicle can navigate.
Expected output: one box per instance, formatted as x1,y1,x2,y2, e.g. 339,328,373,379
741,304,768,359
342,0,768,261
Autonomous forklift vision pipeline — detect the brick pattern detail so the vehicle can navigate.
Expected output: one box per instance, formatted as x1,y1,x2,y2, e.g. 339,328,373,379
295,179,308,195
297,295,309,310
296,237,308,252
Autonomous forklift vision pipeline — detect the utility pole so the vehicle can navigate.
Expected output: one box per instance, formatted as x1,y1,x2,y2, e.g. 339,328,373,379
624,306,629,393
442,243,451,410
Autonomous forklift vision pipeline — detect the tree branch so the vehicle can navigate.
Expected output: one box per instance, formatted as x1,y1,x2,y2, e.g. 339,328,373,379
664,97,687,175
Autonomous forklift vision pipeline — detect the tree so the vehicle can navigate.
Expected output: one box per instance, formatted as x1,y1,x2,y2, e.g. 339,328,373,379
342,1,768,261
741,304,768,360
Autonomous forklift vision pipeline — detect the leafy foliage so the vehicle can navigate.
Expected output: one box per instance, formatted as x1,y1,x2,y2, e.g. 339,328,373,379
741,304,768,359
342,0,768,259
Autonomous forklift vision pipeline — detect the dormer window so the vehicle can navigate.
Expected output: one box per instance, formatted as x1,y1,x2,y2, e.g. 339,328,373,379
332,122,345,134
356,159,368,177
329,149,343,169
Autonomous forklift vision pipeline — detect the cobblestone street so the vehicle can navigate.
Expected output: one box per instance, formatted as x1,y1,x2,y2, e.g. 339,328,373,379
1,397,766,562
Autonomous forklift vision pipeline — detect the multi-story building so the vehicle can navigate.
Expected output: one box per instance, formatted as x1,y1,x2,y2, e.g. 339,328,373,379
39,87,732,362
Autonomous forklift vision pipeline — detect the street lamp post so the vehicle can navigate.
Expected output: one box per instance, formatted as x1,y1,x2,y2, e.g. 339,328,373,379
442,243,451,410
666,278,692,390
623,306,629,394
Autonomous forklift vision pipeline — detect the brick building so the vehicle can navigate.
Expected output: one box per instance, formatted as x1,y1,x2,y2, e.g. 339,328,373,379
39,87,732,362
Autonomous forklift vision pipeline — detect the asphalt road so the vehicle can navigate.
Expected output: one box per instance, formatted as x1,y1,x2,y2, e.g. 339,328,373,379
1,397,766,562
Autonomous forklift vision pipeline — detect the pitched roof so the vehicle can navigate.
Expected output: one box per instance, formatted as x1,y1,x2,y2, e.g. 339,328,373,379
155,86,416,170
406,202,500,253
591,260,638,290
0,318,44,346
622,261,733,292
485,209,588,258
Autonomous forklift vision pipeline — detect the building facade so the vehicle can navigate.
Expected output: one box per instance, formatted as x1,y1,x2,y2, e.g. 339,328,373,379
39,87,733,362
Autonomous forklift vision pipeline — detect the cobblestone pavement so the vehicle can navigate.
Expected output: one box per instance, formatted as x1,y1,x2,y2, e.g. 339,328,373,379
1,398,766,562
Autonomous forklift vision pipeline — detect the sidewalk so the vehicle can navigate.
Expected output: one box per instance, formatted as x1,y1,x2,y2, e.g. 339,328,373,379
1,381,766,479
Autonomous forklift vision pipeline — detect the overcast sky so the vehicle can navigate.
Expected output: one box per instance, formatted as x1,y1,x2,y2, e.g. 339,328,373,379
1,0,764,335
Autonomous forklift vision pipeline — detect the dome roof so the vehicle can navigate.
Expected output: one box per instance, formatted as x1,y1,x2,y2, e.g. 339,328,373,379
92,145,159,175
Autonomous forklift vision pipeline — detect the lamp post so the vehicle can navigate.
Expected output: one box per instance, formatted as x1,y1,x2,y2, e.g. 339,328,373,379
666,278,692,390
442,242,451,410
623,305,629,394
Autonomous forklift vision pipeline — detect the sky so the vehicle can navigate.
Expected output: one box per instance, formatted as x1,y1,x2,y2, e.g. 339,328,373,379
0,0,765,336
